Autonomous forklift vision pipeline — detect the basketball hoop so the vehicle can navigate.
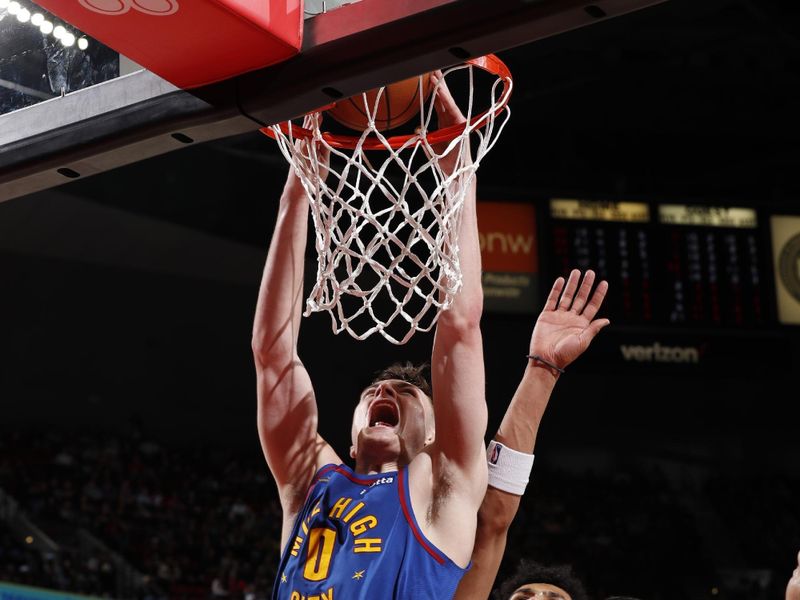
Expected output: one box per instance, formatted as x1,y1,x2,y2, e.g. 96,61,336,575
264,54,512,344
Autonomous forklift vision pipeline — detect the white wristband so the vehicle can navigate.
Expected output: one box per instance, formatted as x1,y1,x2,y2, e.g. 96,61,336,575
486,440,535,496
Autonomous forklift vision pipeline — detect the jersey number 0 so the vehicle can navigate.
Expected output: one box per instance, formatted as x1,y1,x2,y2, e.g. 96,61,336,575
303,527,337,581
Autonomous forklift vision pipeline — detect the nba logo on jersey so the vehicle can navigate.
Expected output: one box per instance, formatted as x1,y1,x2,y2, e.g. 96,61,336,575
489,443,502,465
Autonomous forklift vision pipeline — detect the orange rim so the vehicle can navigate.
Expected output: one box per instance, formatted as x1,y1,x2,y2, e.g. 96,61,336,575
261,54,512,150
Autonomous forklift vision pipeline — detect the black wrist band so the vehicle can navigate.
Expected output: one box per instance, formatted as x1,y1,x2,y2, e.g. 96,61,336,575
526,354,565,375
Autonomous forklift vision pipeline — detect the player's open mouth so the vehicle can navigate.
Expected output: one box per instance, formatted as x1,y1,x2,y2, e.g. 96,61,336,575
368,400,399,429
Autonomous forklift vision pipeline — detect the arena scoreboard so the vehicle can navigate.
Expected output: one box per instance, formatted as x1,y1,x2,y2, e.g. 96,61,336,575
544,199,769,328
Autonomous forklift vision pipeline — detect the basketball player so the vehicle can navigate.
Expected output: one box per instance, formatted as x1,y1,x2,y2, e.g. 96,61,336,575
495,560,589,600
454,269,610,600
253,72,488,599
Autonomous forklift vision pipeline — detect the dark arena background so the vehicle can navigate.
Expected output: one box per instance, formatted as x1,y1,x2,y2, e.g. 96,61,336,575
1,0,800,599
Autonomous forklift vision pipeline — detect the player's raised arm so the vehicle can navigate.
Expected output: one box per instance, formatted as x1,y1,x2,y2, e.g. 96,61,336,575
454,270,609,600
429,177,486,480
252,143,340,529
424,70,488,550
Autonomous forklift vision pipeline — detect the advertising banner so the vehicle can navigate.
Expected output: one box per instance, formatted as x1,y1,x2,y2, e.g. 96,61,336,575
477,202,538,313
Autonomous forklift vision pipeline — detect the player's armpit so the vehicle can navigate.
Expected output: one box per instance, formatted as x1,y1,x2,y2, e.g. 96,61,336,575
403,321,486,569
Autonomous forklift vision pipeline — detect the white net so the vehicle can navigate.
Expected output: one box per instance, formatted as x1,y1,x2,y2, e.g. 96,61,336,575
269,60,512,344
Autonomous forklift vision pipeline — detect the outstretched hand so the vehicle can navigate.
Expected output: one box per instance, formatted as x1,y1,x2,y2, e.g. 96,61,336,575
529,269,610,371
787,551,800,600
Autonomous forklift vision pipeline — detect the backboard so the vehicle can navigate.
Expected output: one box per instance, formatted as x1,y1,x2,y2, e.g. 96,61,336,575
0,0,667,202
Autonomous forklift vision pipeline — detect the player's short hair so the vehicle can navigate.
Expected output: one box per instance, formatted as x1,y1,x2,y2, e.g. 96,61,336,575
371,361,432,399
495,560,589,600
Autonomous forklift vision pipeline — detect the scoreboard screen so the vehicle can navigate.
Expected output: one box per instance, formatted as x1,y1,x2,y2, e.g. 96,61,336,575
546,199,769,328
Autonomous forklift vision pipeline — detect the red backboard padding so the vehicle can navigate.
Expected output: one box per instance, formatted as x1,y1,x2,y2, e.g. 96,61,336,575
37,0,303,89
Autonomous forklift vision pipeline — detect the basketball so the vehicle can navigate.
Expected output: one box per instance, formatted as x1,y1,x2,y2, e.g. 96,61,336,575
327,73,434,132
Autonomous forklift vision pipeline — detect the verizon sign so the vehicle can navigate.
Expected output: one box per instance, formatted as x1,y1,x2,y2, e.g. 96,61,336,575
619,342,701,364
581,331,790,375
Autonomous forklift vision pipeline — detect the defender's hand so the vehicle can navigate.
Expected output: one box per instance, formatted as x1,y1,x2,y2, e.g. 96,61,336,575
530,269,610,370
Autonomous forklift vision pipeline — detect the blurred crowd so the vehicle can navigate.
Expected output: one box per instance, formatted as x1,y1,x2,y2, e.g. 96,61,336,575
502,467,714,599
0,429,797,599
0,429,281,599
706,473,800,569
0,520,117,596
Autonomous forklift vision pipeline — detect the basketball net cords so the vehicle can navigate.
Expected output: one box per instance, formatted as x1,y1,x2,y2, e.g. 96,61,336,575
271,63,512,344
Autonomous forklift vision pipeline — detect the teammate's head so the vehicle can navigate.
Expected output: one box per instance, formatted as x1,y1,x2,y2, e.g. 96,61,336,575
496,560,588,600
350,362,435,465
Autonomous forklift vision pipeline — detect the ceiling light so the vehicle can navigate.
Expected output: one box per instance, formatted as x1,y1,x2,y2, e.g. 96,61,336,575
62,32,75,46
53,24,65,39
31,12,44,26
17,7,30,21
40,20,53,34
8,2,20,15
77,37,88,50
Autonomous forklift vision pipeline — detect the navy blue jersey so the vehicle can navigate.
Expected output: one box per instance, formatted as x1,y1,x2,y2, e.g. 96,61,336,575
272,464,467,600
